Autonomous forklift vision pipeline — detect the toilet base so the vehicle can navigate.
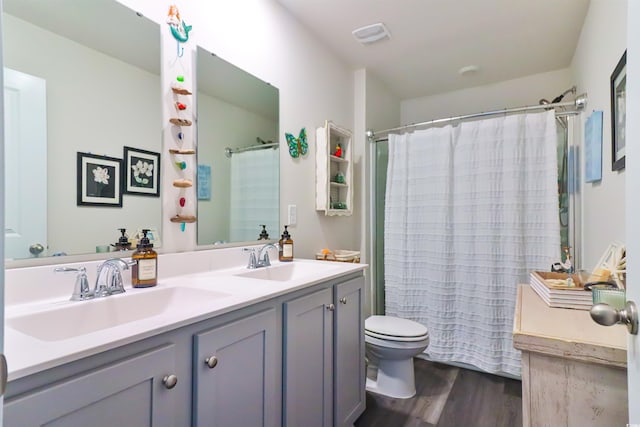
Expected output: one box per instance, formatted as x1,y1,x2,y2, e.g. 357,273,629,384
365,357,416,399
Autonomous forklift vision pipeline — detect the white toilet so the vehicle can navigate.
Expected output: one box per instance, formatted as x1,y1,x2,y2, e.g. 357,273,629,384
365,315,430,399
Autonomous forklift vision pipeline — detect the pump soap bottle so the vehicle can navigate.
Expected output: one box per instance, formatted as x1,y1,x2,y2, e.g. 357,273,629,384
258,224,270,240
112,228,132,251
131,229,158,287
279,225,294,262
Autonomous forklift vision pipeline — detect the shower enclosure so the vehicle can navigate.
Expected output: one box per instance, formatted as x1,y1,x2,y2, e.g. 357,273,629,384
369,115,581,321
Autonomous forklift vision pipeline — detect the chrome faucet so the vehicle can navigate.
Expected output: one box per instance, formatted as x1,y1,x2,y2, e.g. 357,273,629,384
243,243,280,269
54,266,93,301
94,258,133,297
257,243,279,267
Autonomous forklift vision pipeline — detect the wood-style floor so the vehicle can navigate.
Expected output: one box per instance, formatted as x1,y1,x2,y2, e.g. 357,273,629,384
355,358,523,427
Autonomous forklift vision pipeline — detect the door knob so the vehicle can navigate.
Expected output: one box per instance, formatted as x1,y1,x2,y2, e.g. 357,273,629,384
326,304,335,311
29,243,44,256
590,301,638,335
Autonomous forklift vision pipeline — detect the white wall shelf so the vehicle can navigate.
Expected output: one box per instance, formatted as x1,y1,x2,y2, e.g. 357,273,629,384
316,121,353,216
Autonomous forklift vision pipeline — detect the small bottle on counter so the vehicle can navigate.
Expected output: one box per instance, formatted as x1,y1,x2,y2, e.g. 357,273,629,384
131,229,158,287
279,225,294,262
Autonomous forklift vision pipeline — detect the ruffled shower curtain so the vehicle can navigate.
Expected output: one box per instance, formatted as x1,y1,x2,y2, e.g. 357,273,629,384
384,111,560,376
230,148,279,241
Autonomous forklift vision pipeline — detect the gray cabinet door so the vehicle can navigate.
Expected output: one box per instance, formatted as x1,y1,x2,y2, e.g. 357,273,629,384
194,308,278,427
334,276,366,426
283,287,333,427
4,345,177,427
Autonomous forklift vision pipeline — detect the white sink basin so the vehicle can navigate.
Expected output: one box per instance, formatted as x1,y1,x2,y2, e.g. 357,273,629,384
235,262,330,282
8,287,230,341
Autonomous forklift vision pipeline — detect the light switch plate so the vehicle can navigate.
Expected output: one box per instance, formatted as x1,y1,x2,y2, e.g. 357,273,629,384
288,204,297,226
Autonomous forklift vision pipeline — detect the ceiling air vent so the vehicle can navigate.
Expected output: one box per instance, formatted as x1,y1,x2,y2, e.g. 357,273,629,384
352,23,391,45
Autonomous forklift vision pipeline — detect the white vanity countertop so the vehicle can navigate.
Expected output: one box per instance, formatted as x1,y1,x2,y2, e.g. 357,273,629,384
5,257,366,381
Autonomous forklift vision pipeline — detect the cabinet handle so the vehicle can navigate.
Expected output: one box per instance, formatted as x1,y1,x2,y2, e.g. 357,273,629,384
326,304,335,311
162,374,178,389
205,356,218,369
0,354,6,397
339,297,347,304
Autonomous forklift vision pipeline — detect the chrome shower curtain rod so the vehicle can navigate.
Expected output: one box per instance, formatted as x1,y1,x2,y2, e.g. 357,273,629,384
366,93,587,142
224,142,279,158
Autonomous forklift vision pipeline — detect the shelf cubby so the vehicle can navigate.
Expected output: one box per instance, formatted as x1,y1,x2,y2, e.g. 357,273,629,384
316,121,353,216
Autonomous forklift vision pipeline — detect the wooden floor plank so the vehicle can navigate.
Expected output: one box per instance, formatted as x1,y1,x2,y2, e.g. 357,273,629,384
355,359,522,427
356,359,457,427
436,366,522,427
402,361,459,425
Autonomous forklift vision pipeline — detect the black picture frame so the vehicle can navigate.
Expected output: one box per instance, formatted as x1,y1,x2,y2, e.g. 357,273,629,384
611,50,626,171
123,146,161,197
77,152,122,207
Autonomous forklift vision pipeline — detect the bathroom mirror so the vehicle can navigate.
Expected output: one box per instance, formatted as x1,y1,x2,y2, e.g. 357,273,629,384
196,46,279,246
3,0,161,261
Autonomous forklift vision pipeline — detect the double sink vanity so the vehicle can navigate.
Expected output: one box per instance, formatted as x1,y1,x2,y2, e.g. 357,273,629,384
2,1,364,425
4,247,367,427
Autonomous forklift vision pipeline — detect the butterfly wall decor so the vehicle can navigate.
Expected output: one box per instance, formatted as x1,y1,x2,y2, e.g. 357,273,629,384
285,128,308,158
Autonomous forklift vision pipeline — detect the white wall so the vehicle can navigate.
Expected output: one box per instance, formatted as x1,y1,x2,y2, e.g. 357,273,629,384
4,13,161,255
119,0,357,259
571,0,627,269
358,69,401,316
401,68,574,124
196,92,277,245
366,72,402,133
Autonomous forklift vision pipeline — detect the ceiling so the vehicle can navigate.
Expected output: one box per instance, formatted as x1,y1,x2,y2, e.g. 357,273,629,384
275,0,591,100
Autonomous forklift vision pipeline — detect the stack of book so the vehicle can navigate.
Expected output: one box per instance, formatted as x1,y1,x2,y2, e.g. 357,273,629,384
529,271,592,310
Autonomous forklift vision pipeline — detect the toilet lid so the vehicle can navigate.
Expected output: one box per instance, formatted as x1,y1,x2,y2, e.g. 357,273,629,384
366,329,430,343
365,315,428,338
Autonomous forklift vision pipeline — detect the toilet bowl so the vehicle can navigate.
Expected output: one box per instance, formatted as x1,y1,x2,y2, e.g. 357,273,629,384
365,315,429,399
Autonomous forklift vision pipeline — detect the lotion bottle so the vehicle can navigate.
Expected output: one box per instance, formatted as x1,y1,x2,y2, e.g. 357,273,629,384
279,225,294,262
131,229,158,287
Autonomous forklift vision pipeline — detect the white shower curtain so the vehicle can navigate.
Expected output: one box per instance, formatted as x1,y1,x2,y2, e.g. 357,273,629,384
230,148,279,241
384,111,560,376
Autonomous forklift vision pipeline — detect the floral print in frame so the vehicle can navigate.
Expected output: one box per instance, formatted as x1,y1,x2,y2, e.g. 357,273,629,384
123,146,161,197
77,152,123,207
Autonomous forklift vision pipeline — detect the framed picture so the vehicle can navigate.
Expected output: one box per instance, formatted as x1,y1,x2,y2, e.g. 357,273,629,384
585,110,603,183
197,164,211,200
77,152,122,207
123,146,161,197
610,50,626,171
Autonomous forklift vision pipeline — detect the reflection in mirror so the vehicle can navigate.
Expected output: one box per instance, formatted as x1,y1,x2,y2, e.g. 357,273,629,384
3,0,161,261
196,46,279,246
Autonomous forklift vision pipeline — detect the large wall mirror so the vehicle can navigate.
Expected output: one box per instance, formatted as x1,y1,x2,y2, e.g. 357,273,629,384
3,0,161,261
196,46,279,246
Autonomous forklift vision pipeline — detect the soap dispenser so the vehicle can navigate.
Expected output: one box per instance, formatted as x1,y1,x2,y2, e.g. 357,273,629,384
279,225,294,262
112,228,132,251
131,229,158,288
258,224,270,240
